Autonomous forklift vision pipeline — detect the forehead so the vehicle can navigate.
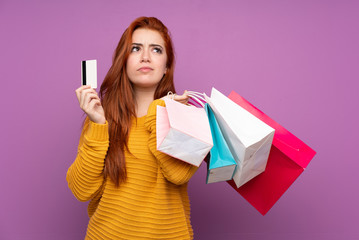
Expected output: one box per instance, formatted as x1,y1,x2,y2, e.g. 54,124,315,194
132,28,165,46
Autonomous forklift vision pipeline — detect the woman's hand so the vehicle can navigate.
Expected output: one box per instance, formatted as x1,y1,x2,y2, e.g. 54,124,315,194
75,85,106,124
171,90,190,105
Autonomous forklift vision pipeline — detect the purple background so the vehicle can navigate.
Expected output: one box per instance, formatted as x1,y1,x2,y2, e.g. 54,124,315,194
1,0,358,239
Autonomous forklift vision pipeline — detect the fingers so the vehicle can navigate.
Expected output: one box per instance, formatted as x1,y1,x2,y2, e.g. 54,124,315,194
75,85,106,124
87,98,102,112
174,91,189,100
82,92,100,111
75,85,100,112
75,85,91,103
173,90,190,104
80,88,96,106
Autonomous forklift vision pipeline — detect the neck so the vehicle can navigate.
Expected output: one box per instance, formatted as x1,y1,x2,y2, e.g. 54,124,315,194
134,86,156,117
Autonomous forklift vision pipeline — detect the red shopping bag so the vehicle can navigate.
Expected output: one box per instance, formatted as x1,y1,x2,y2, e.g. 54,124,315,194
227,91,316,215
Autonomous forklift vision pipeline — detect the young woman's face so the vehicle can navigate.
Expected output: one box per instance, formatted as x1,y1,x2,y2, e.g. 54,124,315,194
126,28,168,90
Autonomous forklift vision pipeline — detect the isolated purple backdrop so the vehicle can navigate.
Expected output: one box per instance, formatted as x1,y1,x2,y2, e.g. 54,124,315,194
1,0,358,239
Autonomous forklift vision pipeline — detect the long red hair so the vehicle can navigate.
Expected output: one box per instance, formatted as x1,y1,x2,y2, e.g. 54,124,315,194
99,17,176,187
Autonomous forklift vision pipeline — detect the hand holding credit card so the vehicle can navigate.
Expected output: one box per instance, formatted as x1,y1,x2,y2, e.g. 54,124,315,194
77,59,105,124
81,59,97,89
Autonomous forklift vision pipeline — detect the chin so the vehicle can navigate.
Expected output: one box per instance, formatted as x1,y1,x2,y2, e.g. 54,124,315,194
131,78,162,89
132,81,161,89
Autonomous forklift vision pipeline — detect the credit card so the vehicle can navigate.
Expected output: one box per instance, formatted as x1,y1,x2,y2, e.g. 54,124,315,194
81,59,97,89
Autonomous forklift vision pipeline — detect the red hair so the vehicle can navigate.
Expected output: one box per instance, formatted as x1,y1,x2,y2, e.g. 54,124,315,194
99,17,176,187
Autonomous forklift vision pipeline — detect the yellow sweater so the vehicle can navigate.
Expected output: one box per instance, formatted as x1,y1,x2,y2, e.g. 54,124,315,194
67,99,199,240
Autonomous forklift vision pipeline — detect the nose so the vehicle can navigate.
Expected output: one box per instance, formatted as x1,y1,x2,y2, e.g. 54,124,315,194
141,49,150,63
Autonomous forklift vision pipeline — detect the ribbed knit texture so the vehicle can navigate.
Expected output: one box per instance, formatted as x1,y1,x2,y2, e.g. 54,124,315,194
67,99,198,240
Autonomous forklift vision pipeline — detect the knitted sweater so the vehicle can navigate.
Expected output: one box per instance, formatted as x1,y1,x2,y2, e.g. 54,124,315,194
67,99,199,240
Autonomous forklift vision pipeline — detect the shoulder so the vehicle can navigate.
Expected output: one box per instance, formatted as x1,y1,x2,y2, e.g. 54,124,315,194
147,99,166,116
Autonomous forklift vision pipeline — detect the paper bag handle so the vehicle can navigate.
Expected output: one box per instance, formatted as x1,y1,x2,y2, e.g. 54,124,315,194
186,91,207,108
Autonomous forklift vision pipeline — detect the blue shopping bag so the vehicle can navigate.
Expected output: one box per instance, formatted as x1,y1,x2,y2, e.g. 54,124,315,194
205,103,237,184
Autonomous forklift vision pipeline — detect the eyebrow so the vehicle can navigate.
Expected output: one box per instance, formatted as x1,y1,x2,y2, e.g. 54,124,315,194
132,43,164,49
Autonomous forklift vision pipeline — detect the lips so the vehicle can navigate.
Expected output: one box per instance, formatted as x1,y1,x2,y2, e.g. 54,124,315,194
138,67,153,72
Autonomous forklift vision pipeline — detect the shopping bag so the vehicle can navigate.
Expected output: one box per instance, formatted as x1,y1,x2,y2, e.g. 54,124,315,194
204,88,275,188
156,95,213,167
228,91,316,215
204,103,237,184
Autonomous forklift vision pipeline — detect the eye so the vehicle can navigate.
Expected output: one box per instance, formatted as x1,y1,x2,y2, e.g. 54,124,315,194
131,46,140,52
153,47,162,54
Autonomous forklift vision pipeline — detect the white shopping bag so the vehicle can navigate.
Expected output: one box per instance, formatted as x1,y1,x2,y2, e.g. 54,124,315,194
156,95,213,167
204,88,275,188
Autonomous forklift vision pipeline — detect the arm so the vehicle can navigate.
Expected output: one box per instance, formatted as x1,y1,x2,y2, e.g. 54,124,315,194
145,99,198,185
66,117,109,202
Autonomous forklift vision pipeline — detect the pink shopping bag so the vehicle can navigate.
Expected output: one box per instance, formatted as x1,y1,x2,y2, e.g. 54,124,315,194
227,91,316,215
156,96,213,167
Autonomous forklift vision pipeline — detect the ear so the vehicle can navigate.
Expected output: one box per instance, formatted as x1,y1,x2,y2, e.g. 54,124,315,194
164,68,167,74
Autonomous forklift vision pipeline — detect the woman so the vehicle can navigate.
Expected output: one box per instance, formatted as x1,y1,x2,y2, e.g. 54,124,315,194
67,17,199,239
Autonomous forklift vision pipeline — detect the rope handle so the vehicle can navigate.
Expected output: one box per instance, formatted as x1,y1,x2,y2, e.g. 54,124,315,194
166,91,176,99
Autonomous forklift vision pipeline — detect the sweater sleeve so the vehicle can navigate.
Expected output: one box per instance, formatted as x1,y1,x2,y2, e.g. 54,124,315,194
145,99,199,185
66,117,109,202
